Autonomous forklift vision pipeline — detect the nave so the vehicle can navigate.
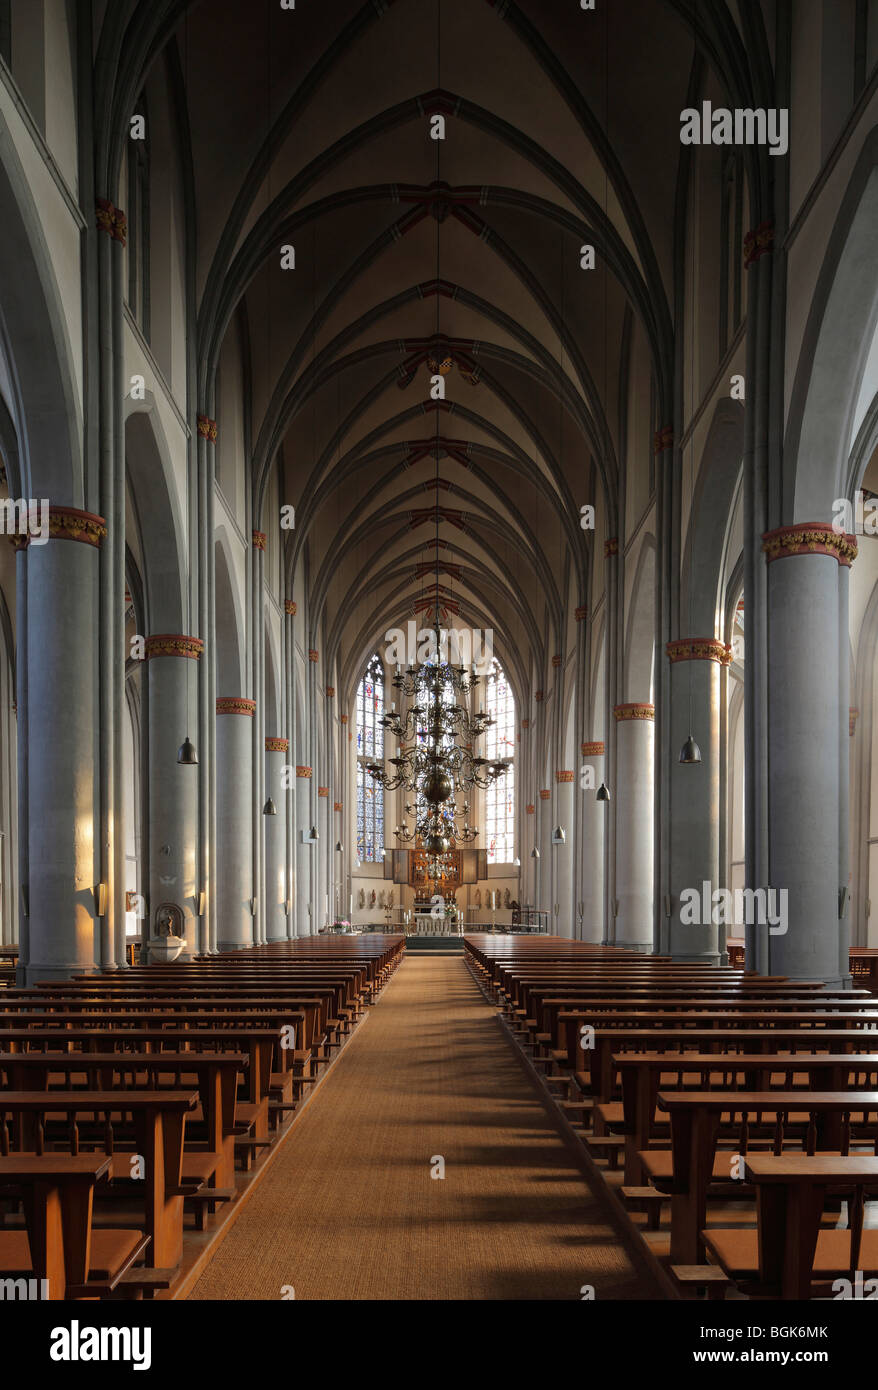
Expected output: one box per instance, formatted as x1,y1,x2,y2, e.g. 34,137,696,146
188,953,645,1302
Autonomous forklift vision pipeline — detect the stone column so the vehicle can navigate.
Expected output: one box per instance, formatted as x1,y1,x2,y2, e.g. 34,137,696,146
554,770,575,936
318,785,330,929
613,703,654,951
145,634,203,962
666,639,728,964
538,787,552,919
838,561,853,985
580,741,606,942
24,509,106,981
296,765,313,935
265,736,289,942
763,524,856,984
284,601,297,939
214,697,255,951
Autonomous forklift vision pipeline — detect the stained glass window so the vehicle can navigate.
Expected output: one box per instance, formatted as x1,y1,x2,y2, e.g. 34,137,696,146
484,659,515,863
356,654,384,862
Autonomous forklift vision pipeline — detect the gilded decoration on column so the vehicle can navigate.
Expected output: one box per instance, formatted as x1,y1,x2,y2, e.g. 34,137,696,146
295,766,312,779
653,426,673,453
526,804,535,814
340,715,348,724
581,741,605,756
850,708,859,738
762,523,858,566
575,605,588,621
539,789,551,800
317,787,329,798
667,637,732,665
197,415,217,443
326,686,335,698
252,531,267,551
535,691,543,703
744,220,774,268
216,697,256,716
308,650,319,662
265,737,289,752
145,634,204,660
521,719,530,729
334,802,343,811
284,600,297,616
604,537,619,557
613,703,655,721
555,770,574,783
14,506,109,550
551,654,562,668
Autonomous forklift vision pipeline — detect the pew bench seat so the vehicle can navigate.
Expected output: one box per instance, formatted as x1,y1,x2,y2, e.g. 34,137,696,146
703,1227,878,1287
0,1226,148,1297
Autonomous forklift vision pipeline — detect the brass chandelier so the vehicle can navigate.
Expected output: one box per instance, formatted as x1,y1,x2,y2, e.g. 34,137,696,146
364,619,509,866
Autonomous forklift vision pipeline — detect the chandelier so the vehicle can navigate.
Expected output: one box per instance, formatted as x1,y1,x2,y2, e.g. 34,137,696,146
364,619,509,858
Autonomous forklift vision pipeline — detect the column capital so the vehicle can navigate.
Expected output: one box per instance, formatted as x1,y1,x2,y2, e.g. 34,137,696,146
296,766,312,778
96,198,126,244
216,697,255,716
744,219,774,268
521,718,530,729
539,789,551,800
762,523,858,567
14,506,108,550
146,634,203,660
526,803,535,814
317,786,329,798
667,637,732,665
613,702,654,721
575,605,588,621
265,736,288,751
340,714,349,725
653,426,673,453
326,686,335,698
252,530,267,551
534,690,544,702
551,654,562,668
581,740,605,756
197,414,218,443
284,600,297,616
604,537,619,558
334,801,343,811
850,708,860,738
308,649,319,662
555,770,574,783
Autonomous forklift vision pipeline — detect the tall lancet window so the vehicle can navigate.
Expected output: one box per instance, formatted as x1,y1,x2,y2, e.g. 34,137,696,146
484,659,515,863
356,654,384,862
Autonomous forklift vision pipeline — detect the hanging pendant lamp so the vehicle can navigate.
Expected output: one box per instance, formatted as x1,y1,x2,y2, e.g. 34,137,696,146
263,797,277,815
679,733,702,764
177,736,198,766
596,782,610,802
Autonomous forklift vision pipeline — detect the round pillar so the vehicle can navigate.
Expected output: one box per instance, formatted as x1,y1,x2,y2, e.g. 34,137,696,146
613,703,654,951
296,766,312,935
763,524,856,983
553,771,575,936
538,787,552,919
24,509,106,980
214,697,255,951
666,640,727,963
580,741,606,942
265,737,289,941
318,786,329,929
145,635,203,961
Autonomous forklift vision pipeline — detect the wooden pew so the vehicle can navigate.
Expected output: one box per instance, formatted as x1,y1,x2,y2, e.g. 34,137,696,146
704,1154,878,1299
0,1089,197,1268
647,1089,878,1264
0,1154,148,1299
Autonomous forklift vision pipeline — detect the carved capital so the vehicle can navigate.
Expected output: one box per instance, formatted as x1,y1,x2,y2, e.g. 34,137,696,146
146,634,203,660
762,523,858,567
667,637,732,665
613,702,654,722
265,736,288,752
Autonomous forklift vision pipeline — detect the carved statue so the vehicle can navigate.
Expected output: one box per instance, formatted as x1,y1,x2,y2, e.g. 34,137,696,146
474,888,481,909
504,888,511,908
370,889,376,907
358,888,366,909
154,903,183,937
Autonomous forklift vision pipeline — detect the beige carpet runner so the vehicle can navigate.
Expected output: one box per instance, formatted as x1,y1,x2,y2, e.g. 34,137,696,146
188,954,649,1300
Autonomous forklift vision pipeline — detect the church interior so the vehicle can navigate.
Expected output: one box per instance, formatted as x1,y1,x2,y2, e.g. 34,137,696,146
2,0,878,1339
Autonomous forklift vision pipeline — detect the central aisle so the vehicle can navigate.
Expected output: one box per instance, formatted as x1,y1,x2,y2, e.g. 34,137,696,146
188,954,649,1300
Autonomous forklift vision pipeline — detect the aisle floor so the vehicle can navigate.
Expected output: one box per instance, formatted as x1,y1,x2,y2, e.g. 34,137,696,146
188,954,650,1300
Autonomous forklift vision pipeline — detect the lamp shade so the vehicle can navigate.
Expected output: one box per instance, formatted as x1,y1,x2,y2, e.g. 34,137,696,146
177,737,198,766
